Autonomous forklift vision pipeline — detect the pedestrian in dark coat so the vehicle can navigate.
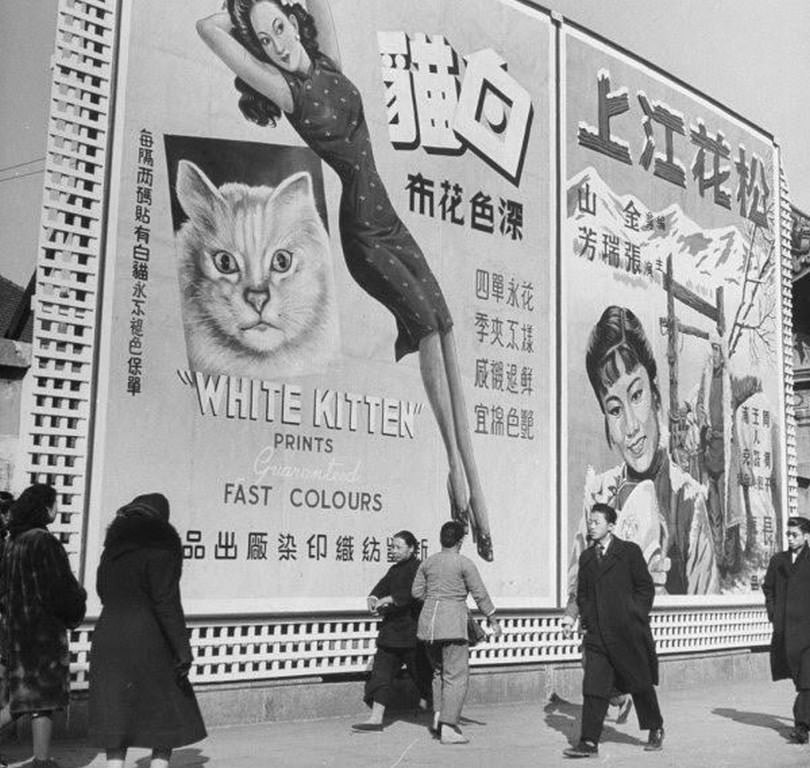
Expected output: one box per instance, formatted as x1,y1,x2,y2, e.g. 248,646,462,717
352,530,431,732
763,515,810,744
88,493,206,768
1,483,87,768
564,502,664,758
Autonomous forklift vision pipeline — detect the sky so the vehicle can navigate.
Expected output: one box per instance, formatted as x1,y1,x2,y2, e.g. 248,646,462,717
1,0,809,288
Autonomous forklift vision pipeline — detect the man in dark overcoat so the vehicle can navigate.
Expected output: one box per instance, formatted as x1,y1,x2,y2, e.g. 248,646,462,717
564,502,664,758
763,515,810,744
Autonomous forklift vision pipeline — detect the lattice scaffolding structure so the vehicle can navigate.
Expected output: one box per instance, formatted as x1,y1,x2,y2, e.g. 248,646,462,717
19,0,117,570
780,163,798,516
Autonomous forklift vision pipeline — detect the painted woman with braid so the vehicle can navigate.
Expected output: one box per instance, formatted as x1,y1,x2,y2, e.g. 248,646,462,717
566,306,719,597
197,0,494,560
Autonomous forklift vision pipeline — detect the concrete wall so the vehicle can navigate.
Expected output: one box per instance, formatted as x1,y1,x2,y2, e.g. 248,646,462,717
50,648,770,737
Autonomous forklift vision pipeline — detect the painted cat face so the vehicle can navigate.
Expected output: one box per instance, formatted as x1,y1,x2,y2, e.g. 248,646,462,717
175,160,334,365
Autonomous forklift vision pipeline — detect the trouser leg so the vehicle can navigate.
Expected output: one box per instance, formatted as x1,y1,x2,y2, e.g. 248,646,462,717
793,689,810,728
405,644,433,704
425,642,444,717
433,641,469,726
581,695,610,744
364,646,402,708
632,686,663,730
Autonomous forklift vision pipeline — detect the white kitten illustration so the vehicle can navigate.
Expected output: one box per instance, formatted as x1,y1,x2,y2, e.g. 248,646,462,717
174,160,339,378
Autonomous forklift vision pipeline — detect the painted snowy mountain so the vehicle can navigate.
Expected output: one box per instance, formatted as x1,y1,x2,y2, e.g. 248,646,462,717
566,166,759,296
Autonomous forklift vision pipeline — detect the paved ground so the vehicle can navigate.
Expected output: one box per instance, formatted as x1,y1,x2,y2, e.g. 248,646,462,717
3,677,808,767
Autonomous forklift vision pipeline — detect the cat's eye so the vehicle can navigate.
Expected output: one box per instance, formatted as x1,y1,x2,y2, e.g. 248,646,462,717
271,250,293,273
211,250,239,275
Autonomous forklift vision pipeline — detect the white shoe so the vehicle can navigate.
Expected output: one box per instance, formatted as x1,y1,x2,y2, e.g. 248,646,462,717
440,724,469,744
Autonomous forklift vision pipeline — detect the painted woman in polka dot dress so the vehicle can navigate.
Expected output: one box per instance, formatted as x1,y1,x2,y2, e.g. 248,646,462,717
197,0,494,560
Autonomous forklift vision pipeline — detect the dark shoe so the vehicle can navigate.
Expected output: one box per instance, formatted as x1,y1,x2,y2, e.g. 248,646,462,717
644,727,665,751
615,695,633,724
351,722,384,732
788,725,809,744
563,740,598,758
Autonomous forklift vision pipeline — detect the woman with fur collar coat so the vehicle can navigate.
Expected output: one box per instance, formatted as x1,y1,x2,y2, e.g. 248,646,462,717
88,493,206,768
1,483,87,768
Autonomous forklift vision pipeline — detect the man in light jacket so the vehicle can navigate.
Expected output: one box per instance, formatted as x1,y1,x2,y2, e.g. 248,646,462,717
412,521,501,744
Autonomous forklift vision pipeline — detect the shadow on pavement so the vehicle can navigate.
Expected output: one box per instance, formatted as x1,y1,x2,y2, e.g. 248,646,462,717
712,707,792,738
5,744,100,768
543,693,643,748
134,748,209,767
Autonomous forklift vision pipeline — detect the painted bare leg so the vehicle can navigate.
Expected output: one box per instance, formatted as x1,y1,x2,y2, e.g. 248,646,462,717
418,333,468,520
439,330,493,561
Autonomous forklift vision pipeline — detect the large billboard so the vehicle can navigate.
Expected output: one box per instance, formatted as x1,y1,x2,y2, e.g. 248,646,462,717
87,0,556,613
562,28,786,604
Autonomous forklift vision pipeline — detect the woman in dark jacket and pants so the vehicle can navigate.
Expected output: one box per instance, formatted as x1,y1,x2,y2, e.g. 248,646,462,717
1,483,87,768
88,493,206,767
353,530,431,731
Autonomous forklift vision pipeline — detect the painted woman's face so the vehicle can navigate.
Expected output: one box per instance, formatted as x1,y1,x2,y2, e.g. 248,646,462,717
600,360,659,474
250,1,303,73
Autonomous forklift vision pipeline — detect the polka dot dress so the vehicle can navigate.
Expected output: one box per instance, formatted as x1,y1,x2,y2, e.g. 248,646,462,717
281,53,453,360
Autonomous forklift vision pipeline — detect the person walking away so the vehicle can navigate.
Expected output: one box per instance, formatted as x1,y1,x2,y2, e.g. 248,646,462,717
1,483,87,768
352,530,431,731
762,515,810,745
564,502,664,758
412,521,502,744
88,493,206,767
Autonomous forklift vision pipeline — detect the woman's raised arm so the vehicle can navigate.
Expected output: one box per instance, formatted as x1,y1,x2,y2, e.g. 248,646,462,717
306,0,340,69
196,11,294,114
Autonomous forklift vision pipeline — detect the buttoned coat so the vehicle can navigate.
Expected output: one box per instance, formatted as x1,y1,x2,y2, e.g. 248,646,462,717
577,536,658,694
412,550,494,643
763,546,810,686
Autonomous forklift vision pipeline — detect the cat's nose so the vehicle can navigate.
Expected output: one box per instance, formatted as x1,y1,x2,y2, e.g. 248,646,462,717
244,288,270,314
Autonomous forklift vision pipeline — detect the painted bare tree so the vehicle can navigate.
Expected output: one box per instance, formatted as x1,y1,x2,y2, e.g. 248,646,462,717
726,161,777,363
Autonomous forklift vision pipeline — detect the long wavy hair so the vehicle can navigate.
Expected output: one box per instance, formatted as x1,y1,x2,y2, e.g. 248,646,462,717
228,0,320,126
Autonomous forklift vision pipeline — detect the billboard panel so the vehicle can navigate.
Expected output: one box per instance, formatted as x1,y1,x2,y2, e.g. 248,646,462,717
87,0,557,613
562,28,786,604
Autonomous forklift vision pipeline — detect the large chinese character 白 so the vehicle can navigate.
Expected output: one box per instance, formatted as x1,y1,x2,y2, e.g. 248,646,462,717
455,48,533,184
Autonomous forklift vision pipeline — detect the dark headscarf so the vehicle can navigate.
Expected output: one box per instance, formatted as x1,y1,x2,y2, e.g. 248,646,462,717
7,483,56,537
116,492,170,522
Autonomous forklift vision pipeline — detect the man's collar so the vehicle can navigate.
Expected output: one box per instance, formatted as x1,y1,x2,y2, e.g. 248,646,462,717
597,534,613,553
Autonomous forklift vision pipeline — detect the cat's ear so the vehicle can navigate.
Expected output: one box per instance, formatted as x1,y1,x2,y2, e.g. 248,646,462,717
176,160,227,224
269,171,314,210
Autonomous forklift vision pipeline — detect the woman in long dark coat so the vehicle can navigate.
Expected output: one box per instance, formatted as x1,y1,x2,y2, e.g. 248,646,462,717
88,493,206,768
352,530,431,731
1,483,87,768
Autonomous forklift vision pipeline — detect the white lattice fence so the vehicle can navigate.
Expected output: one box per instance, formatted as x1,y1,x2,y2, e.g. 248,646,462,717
67,607,771,691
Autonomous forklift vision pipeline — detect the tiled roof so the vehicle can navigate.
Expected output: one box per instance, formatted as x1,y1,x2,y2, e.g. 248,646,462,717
0,274,32,342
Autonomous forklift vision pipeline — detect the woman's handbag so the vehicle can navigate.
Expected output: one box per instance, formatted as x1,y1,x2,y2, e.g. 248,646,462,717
466,613,487,647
